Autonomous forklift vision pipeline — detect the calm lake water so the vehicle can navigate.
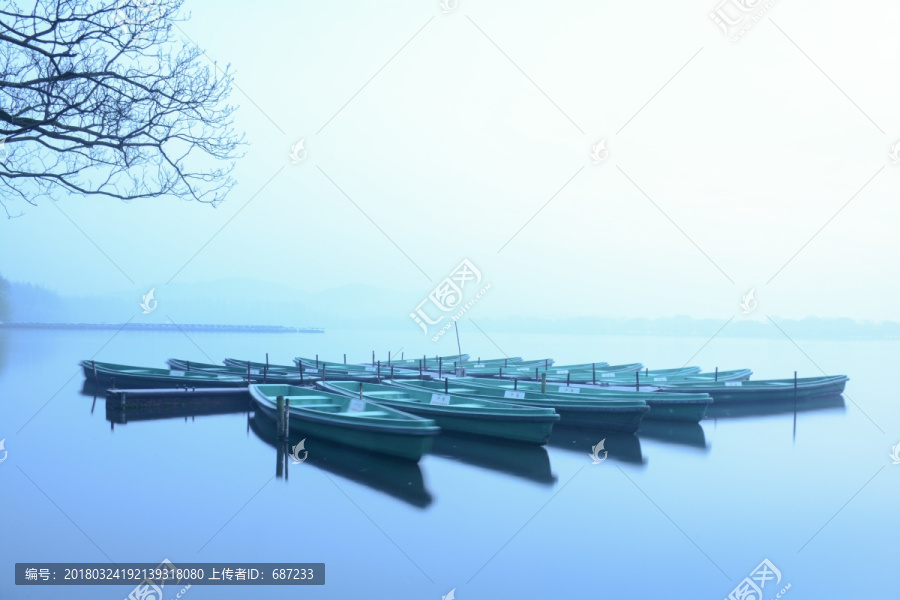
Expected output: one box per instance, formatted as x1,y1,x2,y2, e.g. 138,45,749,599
1,328,897,599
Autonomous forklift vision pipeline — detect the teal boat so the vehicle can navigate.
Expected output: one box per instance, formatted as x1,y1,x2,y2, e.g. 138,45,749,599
456,377,710,422
390,379,650,432
658,375,849,402
249,384,439,461
590,368,751,386
319,381,560,444
168,359,309,384
81,360,246,388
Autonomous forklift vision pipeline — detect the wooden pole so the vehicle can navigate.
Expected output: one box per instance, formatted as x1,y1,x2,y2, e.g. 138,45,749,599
444,377,448,394
535,367,539,380
566,373,570,386
377,360,381,382
315,354,318,369
541,373,547,394
247,361,251,384
715,367,718,381
322,364,326,382
592,362,596,385
344,353,347,364
636,371,640,391
372,351,375,366
92,360,99,385
276,396,285,440
186,360,190,372
284,398,290,438
438,357,442,374
359,382,364,401
388,351,391,367
514,377,518,390
264,353,269,383
419,359,423,378
391,366,394,381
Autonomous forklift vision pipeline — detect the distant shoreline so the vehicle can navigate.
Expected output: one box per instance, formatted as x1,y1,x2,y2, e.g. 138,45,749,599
0,322,324,333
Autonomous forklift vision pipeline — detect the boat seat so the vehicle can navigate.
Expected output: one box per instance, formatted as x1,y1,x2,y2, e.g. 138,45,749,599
295,404,341,412
449,403,483,408
285,395,330,401
342,410,389,417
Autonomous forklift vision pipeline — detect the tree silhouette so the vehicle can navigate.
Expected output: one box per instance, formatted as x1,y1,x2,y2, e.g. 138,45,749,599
0,0,244,216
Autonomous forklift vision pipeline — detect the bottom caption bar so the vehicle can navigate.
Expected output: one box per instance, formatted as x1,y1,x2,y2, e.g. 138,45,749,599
16,562,324,585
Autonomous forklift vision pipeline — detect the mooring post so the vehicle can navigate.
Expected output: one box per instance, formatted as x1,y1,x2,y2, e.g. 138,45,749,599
299,363,304,384
545,359,549,368
636,371,640,391
111,376,116,390
715,367,718,382
401,352,404,360
514,377,518,390
444,377,448,394
343,353,347,364
541,373,547,394
186,360,190,372
391,366,394,381
478,357,481,364
322,364,327,382
247,361,251,383
499,367,503,378
377,360,381,382
372,351,375,366
388,351,391,367
284,398,290,438
645,368,648,377
535,367,539,380
592,363,596,385
419,359,423,378
119,391,125,409
276,395,285,440
438,357,442,374
567,373,570,386
315,354,319,369
264,353,269,383
359,381,364,401
505,358,508,367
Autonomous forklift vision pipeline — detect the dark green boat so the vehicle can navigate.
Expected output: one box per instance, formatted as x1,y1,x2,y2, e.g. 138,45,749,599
658,375,849,402
456,377,709,423
81,360,246,388
249,384,439,462
319,381,560,444
389,379,650,432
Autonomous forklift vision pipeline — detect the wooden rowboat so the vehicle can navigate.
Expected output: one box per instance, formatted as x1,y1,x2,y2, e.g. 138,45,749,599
319,381,560,444
249,384,439,462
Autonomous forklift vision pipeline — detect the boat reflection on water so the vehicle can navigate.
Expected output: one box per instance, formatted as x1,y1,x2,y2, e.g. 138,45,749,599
249,411,433,509
704,393,846,419
637,420,708,450
429,433,557,486
546,425,645,466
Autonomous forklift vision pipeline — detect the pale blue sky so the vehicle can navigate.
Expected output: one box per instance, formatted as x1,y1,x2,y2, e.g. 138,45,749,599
2,0,899,322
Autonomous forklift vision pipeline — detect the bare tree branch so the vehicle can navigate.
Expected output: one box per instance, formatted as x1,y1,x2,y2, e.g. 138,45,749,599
0,0,245,216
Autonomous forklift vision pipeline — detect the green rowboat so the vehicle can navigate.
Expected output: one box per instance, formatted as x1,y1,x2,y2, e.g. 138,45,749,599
390,379,651,432
319,381,560,444
81,360,246,388
455,377,710,423
658,375,849,402
249,384,439,461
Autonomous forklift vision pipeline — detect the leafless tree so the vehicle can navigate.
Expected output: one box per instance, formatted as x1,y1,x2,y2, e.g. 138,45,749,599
0,0,244,217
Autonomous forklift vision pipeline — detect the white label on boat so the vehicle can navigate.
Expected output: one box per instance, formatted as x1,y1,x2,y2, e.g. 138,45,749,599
504,390,525,399
653,377,667,382
169,370,185,376
601,372,617,378
554,370,568,374
364,366,377,372
473,364,485,368
348,398,366,412
430,393,451,405
304,368,318,373
557,386,580,394
725,381,742,387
